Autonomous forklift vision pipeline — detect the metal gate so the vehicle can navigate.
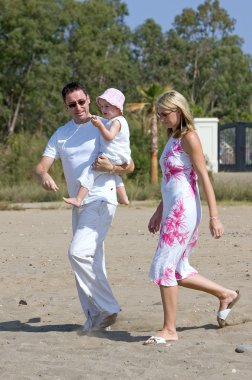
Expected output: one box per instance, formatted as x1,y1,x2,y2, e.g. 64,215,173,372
218,122,252,171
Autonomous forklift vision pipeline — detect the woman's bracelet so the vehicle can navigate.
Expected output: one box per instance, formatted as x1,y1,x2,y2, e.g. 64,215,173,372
209,216,218,220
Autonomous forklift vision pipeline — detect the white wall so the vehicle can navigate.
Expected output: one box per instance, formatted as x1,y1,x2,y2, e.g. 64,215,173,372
194,118,219,172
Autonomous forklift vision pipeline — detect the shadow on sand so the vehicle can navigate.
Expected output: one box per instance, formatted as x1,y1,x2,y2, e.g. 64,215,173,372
0,318,219,343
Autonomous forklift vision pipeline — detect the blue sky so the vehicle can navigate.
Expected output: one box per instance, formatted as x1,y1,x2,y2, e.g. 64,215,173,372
124,0,251,55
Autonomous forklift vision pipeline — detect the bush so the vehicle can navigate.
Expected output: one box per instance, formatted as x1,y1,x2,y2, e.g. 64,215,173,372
0,130,251,204
0,131,64,187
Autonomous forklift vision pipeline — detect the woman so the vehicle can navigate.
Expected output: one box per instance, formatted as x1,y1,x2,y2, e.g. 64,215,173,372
144,90,240,345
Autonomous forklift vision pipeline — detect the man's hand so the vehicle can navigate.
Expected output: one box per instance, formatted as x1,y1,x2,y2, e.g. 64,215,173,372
41,172,59,192
92,155,113,172
35,157,59,192
93,156,134,174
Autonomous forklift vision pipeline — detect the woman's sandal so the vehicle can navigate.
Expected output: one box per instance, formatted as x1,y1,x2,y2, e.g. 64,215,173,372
217,290,241,328
143,336,168,345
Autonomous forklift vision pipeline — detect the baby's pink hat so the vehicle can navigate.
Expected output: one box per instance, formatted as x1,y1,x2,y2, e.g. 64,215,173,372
96,88,125,113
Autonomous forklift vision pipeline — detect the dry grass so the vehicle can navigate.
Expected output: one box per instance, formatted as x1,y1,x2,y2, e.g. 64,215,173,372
0,173,251,210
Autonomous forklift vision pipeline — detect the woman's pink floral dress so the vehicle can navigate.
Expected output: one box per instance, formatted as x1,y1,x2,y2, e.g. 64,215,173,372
149,136,202,286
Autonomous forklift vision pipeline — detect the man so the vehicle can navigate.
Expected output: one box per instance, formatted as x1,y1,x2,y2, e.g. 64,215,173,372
35,82,134,331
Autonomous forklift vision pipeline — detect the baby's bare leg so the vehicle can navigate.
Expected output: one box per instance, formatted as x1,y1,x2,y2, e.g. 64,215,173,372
63,186,89,207
117,185,129,205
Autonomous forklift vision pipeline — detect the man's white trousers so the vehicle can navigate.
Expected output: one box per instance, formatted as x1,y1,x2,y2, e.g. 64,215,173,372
68,200,120,327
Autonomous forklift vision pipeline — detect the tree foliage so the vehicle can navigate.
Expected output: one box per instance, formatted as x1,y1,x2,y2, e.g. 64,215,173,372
0,0,251,138
164,0,252,119
0,0,252,192
0,0,74,136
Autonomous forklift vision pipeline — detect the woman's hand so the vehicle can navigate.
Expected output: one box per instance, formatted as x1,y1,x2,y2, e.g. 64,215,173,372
148,204,163,234
209,218,224,239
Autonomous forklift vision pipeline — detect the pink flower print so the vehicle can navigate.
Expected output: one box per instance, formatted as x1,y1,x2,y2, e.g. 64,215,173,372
189,168,197,196
164,168,171,183
175,271,183,280
190,229,198,247
165,215,176,230
173,217,186,231
177,231,189,245
159,199,189,249
164,149,174,160
162,143,186,184
155,266,175,286
162,232,175,246
163,160,186,183
173,140,184,154
181,229,198,259
181,249,187,260
173,199,185,218
175,270,198,281
187,271,198,279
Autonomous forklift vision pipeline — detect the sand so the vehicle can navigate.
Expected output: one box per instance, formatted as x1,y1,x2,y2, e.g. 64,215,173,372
0,202,251,380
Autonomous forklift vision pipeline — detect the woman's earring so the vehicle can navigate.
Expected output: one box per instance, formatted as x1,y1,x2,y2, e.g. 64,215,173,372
181,116,183,130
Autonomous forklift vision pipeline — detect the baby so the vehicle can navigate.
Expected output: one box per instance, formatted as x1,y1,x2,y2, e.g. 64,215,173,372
63,88,131,207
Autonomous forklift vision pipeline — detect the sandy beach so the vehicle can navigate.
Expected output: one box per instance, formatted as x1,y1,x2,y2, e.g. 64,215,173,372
0,202,251,379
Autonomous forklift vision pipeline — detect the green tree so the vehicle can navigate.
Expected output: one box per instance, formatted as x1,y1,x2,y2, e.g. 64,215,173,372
0,0,73,136
164,0,252,121
66,0,138,102
132,19,167,85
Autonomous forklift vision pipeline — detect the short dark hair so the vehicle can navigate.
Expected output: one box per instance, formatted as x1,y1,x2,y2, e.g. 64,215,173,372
61,82,88,101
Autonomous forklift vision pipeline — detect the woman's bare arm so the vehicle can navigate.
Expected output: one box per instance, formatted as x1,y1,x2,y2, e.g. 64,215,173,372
182,131,223,238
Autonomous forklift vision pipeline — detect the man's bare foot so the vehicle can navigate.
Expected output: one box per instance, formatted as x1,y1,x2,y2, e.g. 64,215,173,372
63,197,82,207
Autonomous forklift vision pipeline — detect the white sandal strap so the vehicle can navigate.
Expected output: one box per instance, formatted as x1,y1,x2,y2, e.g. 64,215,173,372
217,308,231,320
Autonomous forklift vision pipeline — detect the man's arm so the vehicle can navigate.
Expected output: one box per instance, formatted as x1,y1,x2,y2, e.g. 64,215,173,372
92,156,134,175
34,156,59,192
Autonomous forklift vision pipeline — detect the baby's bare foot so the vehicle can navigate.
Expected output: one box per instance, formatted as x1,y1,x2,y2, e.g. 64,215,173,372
63,197,82,207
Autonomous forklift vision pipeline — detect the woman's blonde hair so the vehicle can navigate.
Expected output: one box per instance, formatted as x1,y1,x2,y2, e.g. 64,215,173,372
156,90,195,139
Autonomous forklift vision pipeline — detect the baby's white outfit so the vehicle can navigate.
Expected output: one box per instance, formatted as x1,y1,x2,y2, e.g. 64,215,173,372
78,116,131,192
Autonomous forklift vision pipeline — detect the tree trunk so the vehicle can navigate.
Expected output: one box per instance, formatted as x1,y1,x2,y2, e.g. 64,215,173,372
150,113,158,184
8,87,24,134
7,53,35,135
150,150,158,184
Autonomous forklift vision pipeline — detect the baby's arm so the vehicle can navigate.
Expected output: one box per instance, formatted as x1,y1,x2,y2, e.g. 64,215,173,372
91,116,121,141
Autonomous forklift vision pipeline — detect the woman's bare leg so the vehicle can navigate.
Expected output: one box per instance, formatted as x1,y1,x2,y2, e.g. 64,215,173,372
144,285,178,343
179,274,238,312
160,285,179,339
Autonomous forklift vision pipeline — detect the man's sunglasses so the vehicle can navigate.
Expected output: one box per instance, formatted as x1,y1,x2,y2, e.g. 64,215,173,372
67,99,87,108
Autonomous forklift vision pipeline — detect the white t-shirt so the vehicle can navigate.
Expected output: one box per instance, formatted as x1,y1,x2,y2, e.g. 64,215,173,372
43,119,118,205
101,116,131,165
